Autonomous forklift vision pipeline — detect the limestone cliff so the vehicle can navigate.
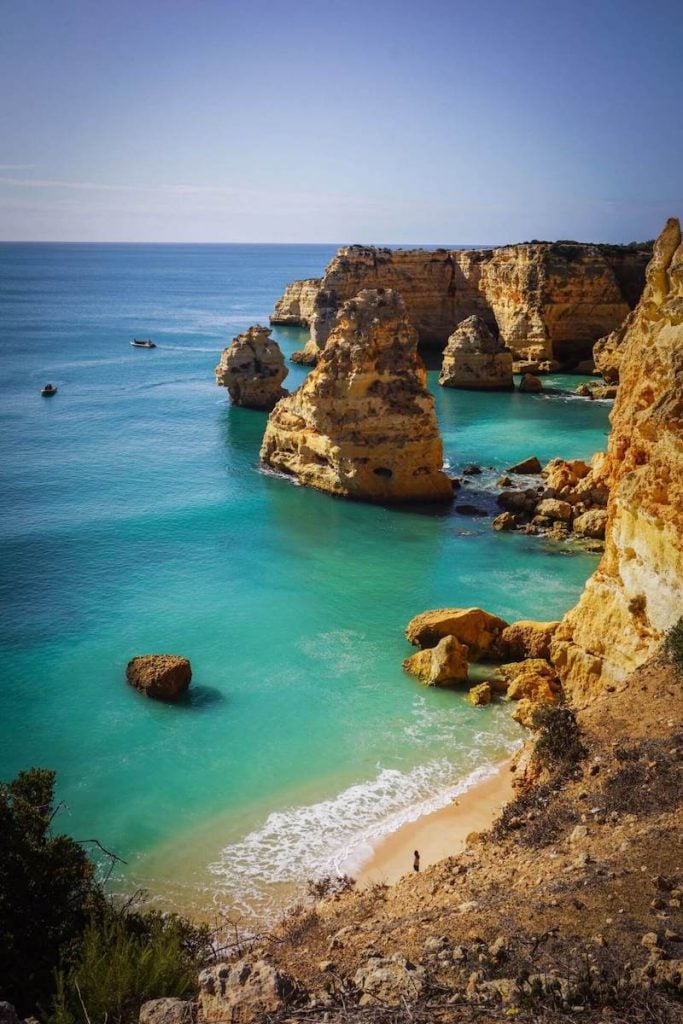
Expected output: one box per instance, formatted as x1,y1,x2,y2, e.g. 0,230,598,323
270,278,320,325
439,315,513,390
551,218,683,702
271,243,649,366
215,325,288,410
260,289,453,503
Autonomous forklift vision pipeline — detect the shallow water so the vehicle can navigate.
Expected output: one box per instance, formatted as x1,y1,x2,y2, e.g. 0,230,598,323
0,243,610,919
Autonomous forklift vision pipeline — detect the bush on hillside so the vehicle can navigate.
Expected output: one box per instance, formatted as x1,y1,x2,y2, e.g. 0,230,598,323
0,767,212,1024
531,703,586,772
662,616,683,675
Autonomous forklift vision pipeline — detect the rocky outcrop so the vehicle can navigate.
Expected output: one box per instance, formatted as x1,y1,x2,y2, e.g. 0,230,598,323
500,620,560,661
198,961,299,1022
270,278,320,324
260,289,453,503
405,607,508,660
402,635,469,686
272,242,649,366
215,325,288,409
139,1000,192,1024
438,315,513,390
519,373,543,393
126,655,191,701
551,218,683,702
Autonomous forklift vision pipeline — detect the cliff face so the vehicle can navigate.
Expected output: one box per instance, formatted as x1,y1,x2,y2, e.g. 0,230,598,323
270,278,320,325
271,243,649,366
551,218,683,702
260,289,453,503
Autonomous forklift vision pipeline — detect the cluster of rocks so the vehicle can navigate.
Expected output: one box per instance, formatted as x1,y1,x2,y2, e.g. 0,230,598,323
575,380,618,400
215,325,288,410
492,453,610,546
402,607,561,726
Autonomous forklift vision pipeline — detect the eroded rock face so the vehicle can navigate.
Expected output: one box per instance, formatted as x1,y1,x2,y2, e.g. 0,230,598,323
271,242,649,366
551,218,683,702
439,315,513,390
500,620,560,661
198,961,299,1022
215,325,288,409
405,607,509,660
270,278,320,324
260,289,453,503
126,655,191,701
402,635,469,686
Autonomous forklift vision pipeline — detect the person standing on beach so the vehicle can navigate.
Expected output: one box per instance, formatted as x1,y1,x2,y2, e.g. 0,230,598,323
413,850,420,872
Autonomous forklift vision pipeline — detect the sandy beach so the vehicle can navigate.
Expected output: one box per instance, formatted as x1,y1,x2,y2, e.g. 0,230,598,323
356,760,515,887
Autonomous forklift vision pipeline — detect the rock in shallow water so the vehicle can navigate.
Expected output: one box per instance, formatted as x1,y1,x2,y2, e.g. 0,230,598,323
126,655,191,701
215,324,288,410
439,315,513,391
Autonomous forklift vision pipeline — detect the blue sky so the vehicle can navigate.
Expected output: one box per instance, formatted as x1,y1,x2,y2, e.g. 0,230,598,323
0,0,681,242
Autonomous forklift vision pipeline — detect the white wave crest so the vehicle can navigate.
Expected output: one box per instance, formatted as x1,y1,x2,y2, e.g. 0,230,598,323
208,745,519,919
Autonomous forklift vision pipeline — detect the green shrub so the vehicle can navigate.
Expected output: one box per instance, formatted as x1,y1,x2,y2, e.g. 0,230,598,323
50,906,211,1024
0,768,212,1024
662,616,683,674
0,769,101,1015
531,704,586,772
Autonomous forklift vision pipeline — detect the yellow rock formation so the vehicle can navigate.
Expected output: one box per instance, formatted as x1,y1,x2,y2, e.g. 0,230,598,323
271,242,649,367
405,607,508,660
438,315,513,390
260,289,453,504
402,635,469,686
551,218,683,702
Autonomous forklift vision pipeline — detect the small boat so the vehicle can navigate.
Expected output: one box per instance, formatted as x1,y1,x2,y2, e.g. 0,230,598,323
131,338,156,349
41,383,58,396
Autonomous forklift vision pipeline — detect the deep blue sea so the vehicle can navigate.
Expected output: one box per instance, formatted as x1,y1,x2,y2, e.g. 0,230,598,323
0,243,611,918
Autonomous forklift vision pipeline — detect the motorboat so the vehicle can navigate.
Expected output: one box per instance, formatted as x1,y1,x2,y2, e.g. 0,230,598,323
131,338,156,349
41,383,58,396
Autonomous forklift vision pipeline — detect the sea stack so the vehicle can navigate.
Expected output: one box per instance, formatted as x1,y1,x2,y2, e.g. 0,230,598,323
439,315,513,390
551,217,683,702
260,289,453,503
215,325,288,410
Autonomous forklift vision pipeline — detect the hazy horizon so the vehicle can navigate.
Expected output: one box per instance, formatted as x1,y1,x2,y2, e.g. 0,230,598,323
1,0,681,244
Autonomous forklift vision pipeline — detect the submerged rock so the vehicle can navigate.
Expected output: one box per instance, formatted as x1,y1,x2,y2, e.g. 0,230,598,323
126,655,191,701
260,289,453,503
439,315,513,390
402,635,469,686
215,325,288,410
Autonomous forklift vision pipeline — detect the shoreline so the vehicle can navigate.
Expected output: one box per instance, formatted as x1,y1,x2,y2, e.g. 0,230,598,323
356,758,514,887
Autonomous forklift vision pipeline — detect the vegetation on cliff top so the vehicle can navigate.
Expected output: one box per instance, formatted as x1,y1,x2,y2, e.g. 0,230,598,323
0,767,212,1024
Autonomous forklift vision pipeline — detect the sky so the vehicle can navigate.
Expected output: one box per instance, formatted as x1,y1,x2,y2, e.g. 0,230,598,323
0,0,681,243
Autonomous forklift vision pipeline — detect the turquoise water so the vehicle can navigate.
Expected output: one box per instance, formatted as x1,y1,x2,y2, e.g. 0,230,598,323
0,244,611,918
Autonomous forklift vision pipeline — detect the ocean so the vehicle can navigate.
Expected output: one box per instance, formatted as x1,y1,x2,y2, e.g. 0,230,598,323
0,243,611,920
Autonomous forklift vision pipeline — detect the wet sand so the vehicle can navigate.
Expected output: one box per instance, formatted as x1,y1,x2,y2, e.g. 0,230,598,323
356,760,514,886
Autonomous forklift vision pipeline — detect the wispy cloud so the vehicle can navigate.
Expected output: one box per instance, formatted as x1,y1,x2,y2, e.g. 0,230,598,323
0,175,239,196
0,164,37,171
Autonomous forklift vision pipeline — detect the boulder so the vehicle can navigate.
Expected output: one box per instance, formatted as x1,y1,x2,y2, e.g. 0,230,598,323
198,960,299,1021
139,1000,191,1024
215,325,288,410
572,509,608,539
354,955,425,1007
496,659,560,703
260,289,453,503
519,373,543,393
497,489,539,513
507,456,542,474
535,498,572,522
467,682,492,706
500,620,560,660
403,635,469,686
439,316,513,391
405,607,509,660
126,655,192,701
492,511,517,532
